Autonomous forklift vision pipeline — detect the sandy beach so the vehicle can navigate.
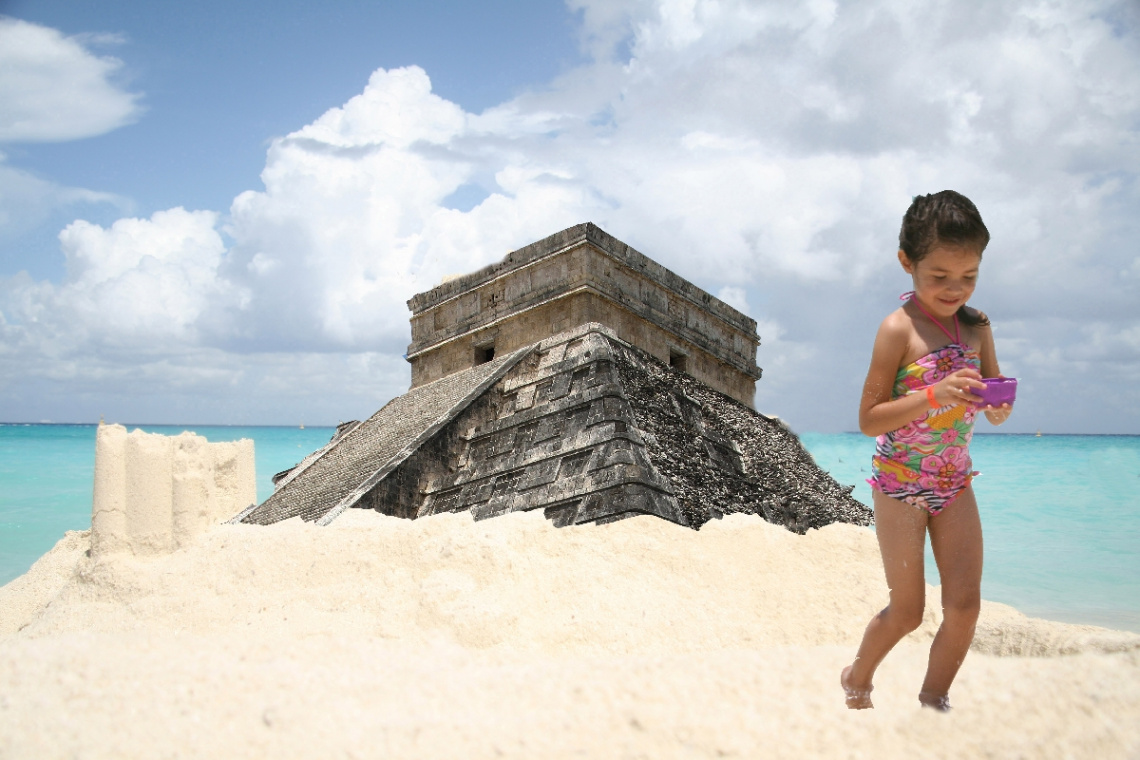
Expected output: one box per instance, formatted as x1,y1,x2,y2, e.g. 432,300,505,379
1,509,1138,758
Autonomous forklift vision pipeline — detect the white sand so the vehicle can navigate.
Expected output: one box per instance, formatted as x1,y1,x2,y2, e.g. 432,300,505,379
1,509,1137,758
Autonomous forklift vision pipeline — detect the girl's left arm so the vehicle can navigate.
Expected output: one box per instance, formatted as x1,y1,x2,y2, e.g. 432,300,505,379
978,318,1012,425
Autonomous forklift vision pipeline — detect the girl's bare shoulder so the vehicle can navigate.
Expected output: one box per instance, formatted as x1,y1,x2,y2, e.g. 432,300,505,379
877,306,915,341
870,307,915,364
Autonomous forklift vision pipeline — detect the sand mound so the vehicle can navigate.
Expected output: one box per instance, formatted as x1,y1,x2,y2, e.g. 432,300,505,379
2,510,1138,758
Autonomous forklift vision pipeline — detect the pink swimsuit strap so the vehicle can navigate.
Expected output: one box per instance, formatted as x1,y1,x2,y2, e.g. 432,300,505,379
900,291,960,344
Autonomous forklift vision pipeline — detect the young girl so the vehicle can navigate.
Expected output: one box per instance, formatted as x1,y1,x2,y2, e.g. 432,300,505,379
841,191,1013,712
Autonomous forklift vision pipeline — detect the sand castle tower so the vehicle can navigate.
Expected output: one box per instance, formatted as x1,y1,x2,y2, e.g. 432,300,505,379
237,224,869,531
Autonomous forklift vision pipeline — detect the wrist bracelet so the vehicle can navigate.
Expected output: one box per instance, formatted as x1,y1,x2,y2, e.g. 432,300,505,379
925,386,940,409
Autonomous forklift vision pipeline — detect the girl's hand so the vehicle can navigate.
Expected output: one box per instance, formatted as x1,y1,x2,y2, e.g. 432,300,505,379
981,373,1013,424
933,369,984,407
985,403,1013,425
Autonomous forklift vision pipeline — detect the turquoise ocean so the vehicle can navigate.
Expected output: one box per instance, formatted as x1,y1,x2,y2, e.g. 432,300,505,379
1,424,1137,633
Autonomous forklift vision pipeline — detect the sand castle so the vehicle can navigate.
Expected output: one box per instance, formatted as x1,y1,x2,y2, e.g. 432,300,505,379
90,424,256,556
239,223,871,531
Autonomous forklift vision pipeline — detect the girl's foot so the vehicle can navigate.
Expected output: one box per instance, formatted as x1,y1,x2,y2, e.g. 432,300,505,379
841,665,873,710
919,691,951,712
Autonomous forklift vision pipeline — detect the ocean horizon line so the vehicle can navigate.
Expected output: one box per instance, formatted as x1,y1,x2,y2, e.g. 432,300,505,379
0,421,340,429
2,421,1138,437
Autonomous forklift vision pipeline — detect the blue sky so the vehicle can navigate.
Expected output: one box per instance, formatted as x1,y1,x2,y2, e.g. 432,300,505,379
1,0,1139,434
1,0,582,278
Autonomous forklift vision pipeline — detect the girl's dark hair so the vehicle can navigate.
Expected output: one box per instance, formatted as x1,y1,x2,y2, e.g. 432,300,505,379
899,190,991,327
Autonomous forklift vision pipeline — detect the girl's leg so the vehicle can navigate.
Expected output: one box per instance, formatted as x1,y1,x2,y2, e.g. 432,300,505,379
921,486,983,705
844,491,929,705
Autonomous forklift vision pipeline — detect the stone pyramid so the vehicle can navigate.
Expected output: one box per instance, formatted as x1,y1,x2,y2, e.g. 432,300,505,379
238,323,870,531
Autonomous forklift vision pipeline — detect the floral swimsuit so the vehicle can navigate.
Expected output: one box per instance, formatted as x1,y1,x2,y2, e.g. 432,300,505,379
868,296,980,515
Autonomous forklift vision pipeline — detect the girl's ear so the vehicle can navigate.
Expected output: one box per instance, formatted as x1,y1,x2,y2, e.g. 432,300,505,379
898,249,914,274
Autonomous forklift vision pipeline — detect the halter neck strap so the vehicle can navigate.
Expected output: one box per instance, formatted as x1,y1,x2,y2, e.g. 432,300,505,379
901,291,960,344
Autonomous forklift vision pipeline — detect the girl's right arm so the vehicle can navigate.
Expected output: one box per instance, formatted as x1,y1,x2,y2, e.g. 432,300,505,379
858,313,981,437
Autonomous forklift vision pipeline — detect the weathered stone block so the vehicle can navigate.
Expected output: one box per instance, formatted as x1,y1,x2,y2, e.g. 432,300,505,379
243,324,870,532
405,223,761,407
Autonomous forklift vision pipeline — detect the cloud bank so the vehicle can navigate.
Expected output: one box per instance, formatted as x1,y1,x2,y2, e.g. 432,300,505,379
1,0,1138,432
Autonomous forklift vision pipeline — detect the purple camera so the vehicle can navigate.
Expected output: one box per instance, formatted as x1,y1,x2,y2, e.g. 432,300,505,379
977,377,1017,407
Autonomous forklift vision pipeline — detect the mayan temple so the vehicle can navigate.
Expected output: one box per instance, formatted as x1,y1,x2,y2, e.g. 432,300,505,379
237,223,870,531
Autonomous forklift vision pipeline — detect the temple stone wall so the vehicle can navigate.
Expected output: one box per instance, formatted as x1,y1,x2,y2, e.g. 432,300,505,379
91,424,256,556
237,226,872,532
406,223,761,408
244,323,871,532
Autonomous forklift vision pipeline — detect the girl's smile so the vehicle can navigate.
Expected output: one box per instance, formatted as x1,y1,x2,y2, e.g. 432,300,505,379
899,243,981,320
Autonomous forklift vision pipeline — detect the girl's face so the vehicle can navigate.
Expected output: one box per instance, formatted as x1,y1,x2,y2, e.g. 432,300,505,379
898,243,982,318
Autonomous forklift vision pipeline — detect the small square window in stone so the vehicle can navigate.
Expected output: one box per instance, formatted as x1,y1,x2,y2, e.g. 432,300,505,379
475,343,496,364
669,350,688,372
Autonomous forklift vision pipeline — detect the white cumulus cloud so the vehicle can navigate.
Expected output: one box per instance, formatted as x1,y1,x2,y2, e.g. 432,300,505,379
2,209,226,359
0,17,143,143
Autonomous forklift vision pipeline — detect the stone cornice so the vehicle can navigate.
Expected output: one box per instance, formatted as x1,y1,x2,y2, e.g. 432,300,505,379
406,222,758,339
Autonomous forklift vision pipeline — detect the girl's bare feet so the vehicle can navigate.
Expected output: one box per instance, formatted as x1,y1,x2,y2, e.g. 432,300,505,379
841,665,873,710
919,691,951,711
